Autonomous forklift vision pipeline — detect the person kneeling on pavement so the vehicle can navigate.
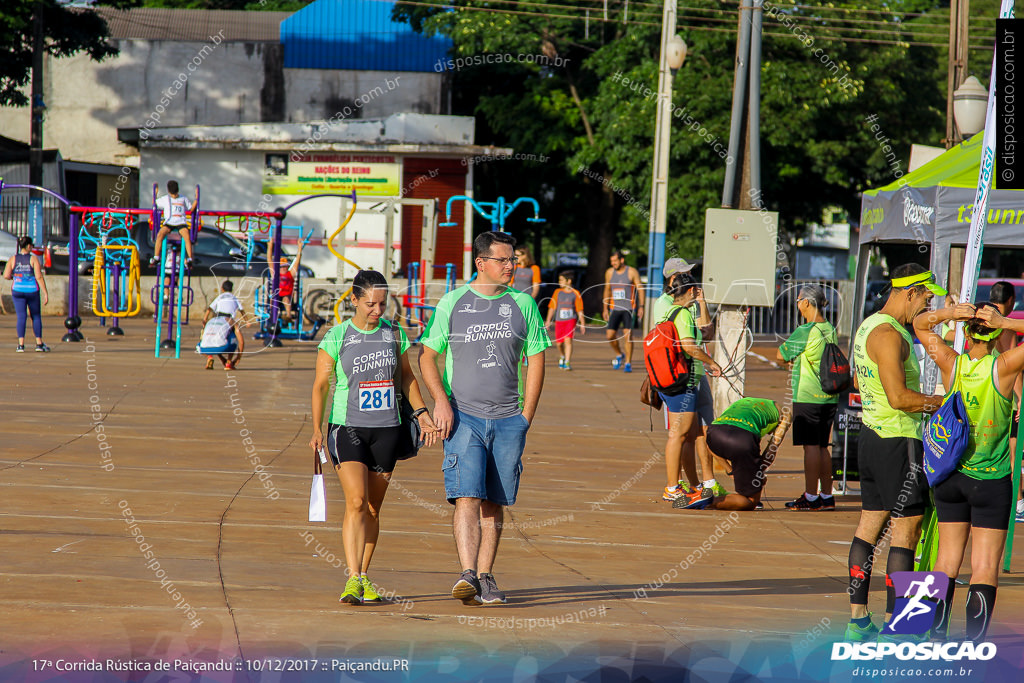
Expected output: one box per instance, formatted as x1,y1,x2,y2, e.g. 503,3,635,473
676,397,792,511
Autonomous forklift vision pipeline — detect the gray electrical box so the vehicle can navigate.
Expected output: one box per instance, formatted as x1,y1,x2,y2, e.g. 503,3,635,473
702,208,779,307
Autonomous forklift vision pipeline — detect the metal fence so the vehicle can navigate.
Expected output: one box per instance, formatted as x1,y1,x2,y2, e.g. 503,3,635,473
747,279,855,341
0,193,68,241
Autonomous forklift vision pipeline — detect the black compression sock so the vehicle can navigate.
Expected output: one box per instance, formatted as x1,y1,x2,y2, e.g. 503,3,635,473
931,580,956,639
848,536,876,607
965,584,997,642
885,546,916,616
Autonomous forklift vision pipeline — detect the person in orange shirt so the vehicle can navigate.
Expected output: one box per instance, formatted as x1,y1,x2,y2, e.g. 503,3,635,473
545,270,585,370
512,247,541,300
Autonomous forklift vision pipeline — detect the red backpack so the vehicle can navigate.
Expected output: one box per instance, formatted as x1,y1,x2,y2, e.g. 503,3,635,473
643,307,692,396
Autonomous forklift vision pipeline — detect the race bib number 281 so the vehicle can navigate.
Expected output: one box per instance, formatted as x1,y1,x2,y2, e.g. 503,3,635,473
359,381,394,412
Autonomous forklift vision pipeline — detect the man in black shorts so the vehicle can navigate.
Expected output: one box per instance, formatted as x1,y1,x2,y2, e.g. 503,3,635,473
845,264,945,641
603,250,643,373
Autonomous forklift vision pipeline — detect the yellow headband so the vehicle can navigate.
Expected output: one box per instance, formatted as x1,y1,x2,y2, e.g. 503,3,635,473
890,271,948,296
891,271,933,288
969,328,1001,342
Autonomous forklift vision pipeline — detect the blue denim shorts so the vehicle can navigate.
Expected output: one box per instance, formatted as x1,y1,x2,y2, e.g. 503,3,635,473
695,375,715,427
443,408,529,505
659,384,699,414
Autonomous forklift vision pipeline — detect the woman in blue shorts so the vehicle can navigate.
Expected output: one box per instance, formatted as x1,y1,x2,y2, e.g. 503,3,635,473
656,275,722,503
310,270,438,605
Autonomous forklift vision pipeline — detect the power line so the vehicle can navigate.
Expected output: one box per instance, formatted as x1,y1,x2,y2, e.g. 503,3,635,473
389,0,1000,50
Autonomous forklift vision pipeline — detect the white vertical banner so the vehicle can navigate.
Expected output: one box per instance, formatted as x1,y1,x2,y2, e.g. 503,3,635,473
955,0,1017,352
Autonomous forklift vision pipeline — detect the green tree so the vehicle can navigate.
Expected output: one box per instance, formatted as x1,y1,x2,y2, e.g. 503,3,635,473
0,0,130,107
395,0,956,303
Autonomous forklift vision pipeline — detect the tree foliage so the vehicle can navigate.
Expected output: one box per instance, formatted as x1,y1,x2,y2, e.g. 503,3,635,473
0,0,131,107
393,0,960,291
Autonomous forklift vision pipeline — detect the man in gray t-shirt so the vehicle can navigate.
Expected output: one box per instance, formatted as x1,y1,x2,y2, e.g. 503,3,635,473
420,231,550,607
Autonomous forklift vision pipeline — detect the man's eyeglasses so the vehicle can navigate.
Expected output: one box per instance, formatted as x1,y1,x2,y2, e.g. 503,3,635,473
478,256,517,266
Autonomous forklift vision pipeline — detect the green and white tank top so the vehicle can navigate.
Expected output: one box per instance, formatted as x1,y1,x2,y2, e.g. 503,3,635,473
852,313,922,439
947,353,1011,480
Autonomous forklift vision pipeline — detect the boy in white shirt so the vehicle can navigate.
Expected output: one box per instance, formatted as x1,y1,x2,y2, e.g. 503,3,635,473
151,180,195,269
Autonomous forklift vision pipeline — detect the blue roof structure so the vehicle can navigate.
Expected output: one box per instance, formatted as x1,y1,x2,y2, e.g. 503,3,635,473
282,0,452,72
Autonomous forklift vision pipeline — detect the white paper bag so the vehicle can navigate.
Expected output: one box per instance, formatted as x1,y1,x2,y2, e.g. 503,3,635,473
308,449,327,522
308,474,326,522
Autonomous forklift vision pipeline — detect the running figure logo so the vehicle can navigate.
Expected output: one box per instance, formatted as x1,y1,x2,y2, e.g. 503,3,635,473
477,341,502,369
883,571,949,634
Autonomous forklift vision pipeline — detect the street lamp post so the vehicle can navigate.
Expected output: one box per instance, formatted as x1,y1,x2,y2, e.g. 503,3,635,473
643,0,687,334
953,75,988,138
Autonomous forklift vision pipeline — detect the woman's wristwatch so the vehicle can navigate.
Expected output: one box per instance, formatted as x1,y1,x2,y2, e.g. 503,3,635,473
411,408,428,419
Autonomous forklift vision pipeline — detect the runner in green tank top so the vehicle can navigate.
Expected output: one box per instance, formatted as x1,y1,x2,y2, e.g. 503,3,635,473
915,301,1024,641
844,265,947,642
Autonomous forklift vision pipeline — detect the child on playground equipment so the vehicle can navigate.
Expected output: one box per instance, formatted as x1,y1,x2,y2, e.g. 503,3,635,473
266,240,304,323
151,180,194,269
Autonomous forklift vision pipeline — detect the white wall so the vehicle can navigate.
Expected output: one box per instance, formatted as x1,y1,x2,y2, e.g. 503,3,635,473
0,39,444,166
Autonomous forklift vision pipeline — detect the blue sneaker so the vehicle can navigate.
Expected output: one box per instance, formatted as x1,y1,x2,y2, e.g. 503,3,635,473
844,615,880,642
623,362,632,373
672,489,711,509
612,354,624,370
558,357,566,369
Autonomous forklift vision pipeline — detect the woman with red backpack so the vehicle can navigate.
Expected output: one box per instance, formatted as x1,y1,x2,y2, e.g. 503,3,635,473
648,275,722,506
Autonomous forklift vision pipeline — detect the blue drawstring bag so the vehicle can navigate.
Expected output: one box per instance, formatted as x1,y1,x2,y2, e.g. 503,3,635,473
923,357,971,487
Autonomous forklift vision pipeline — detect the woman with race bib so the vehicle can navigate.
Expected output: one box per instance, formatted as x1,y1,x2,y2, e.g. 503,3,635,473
310,270,438,605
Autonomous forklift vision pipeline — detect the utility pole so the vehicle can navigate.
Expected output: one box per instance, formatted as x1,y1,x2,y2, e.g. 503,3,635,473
29,1,46,245
946,0,970,148
713,0,764,413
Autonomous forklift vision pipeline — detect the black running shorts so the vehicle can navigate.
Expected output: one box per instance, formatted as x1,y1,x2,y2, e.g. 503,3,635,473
934,472,1012,531
707,423,764,498
606,309,633,332
326,423,413,474
857,428,927,516
792,402,837,447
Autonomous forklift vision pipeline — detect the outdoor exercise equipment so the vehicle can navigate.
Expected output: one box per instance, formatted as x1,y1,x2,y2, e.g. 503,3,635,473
439,195,545,232
152,183,200,358
403,260,456,339
75,209,143,334
252,224,325,342
258,191,363,347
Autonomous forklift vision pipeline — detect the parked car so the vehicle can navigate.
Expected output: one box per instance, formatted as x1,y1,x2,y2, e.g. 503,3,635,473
48,223,312,279
0,229,17,267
